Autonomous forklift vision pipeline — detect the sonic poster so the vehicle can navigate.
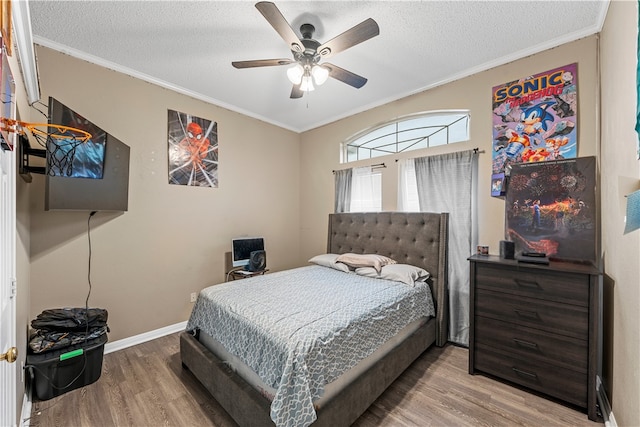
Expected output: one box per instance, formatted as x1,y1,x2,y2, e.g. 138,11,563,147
492,63,578,174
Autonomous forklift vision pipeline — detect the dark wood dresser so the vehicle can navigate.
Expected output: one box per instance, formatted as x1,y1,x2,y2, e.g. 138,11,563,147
468,254,602,421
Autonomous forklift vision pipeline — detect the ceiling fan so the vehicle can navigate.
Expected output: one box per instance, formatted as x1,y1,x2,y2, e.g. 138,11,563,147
232,1,380,99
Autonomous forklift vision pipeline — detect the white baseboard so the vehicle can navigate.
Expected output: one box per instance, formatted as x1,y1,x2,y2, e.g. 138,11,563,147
20,385,32,427
597,375,617,427
104,321,187,354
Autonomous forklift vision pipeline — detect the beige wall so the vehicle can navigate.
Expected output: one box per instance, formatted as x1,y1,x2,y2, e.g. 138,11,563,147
600,1,640,425
28,47,301,341
299,36,599,261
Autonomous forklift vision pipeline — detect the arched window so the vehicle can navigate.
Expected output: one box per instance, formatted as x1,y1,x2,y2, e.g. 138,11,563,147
342,110,470,163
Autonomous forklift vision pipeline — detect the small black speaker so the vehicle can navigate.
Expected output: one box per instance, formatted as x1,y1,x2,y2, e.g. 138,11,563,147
247,250,266,272
500,240,515,259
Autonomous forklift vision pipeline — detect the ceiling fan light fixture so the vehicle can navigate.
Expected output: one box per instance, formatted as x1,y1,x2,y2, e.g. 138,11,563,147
287,63,304,85
300,75,315,92
311,65,329,85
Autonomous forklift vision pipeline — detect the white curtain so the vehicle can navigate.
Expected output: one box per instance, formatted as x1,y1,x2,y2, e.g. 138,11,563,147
350,166,381,212
412,150,478,346
398,159,419,212
334,168,353,213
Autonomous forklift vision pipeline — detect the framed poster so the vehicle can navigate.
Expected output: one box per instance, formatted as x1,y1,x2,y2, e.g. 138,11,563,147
505,157,596,264
491,172,506,197
492,63,578,174
1,1,12,56
636,5,640,159
167,109,218,187
0,40,14,151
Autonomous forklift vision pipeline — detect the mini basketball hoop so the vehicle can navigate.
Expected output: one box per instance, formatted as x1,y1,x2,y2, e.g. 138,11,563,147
0,117,92,176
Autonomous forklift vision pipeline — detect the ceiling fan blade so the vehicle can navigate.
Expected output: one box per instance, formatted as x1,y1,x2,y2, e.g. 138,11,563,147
290,84,304,99
232,58,294,69
317,18,380,59
255,2,304,53
324,63,368,88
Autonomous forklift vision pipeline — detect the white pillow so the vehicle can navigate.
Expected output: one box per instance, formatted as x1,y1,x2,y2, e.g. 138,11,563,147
308,253,351,273
355,263,430,286
335,253,397,274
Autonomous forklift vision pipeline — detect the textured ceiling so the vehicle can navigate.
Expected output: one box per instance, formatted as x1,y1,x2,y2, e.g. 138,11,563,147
29,1,609,133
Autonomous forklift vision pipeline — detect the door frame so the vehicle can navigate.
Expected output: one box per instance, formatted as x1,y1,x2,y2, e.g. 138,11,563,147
0,143,17,427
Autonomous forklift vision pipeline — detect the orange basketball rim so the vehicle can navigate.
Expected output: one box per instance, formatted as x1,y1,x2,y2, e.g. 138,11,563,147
0,117,92,142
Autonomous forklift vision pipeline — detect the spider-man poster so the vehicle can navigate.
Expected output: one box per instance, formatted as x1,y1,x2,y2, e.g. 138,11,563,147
167,109,218,187
492,63,578,174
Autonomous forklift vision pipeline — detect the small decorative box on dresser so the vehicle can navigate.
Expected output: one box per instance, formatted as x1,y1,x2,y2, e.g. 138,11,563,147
468,254,602,421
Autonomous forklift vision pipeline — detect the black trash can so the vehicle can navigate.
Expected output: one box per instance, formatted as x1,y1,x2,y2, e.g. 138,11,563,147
26,334,108,401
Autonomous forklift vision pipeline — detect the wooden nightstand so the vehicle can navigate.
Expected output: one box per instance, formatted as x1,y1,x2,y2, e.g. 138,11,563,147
468,254,602,421
227,269,268,281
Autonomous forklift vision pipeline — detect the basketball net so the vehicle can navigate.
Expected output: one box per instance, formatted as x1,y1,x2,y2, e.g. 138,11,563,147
1,118,92,176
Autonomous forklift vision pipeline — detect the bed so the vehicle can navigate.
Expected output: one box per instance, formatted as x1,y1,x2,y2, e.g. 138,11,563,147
180,211,449,427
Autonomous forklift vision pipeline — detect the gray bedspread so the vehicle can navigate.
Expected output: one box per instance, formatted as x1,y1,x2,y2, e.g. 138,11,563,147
186,265,434,427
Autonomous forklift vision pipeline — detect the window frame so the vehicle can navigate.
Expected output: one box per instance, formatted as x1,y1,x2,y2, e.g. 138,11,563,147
342,110,470,163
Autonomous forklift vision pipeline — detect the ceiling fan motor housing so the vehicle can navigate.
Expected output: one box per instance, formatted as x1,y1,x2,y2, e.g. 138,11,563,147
300,23,315,39
294,24,322,64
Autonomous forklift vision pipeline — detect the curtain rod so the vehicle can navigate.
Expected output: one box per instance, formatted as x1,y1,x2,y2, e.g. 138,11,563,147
332,162,386,174
333,148,485,172
393,147,485,162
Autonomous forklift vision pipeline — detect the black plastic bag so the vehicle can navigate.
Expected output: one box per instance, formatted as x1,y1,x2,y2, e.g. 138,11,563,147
29,325,109,354
31,307,108,332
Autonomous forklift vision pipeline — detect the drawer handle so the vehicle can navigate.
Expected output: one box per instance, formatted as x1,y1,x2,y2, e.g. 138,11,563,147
513,309,540,320
512,367,538,379
513,338,538,349
513,278,541,289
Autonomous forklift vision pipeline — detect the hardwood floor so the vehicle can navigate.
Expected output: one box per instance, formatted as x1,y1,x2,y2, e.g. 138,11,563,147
28,333,601,427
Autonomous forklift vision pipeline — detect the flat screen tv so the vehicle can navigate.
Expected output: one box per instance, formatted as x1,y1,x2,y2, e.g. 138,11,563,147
45,98,130,211
231,237,264,268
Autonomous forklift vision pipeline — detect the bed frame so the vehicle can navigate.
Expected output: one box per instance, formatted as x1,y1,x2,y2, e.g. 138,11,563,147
180,211,449,426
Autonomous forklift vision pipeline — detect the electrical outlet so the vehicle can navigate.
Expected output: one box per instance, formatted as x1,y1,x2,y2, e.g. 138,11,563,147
190,292,197,303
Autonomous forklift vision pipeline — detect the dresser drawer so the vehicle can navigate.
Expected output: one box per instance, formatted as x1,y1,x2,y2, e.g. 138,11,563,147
475,263,588,306
475,348,587,408
474,316,587,373
475,289,588,339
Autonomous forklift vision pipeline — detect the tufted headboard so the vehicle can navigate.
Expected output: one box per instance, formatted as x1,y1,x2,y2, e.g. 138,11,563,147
327,212,449,346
